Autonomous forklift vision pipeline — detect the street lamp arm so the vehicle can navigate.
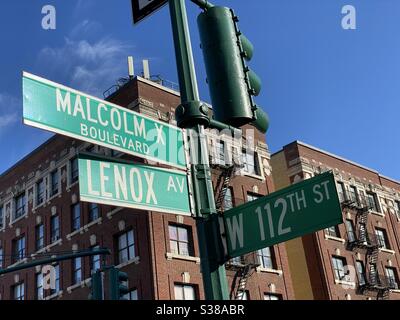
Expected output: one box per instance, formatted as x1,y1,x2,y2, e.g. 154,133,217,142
190,0,214,10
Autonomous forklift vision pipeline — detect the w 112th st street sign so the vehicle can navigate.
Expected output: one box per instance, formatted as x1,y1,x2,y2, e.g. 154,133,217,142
22,72,186,169
222,172,342,259
78,153,191,216
131,0,168,24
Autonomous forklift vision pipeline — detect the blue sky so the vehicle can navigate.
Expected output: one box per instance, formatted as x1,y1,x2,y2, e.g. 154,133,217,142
0,0,399,180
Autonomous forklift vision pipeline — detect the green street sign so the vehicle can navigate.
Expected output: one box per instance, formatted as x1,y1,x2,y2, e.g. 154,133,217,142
23,72,186,169
78,153,191,216
223,172,342,259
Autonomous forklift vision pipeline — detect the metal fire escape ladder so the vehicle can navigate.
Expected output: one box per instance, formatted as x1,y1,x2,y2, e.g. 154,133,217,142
215,165,235,213
347,201,390,299
234,264,256,300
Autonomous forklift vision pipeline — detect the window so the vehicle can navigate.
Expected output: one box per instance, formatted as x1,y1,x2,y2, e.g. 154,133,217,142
91,246,101,274
36,273,44,300
356,261,366,286
36,179,45,206
395,201,400,219
0,247,3,269
71,203,81,232
337,182,346,202
117,230,135,264
73,258,82,284
331,256,347,281
89,203,99,222
50,170,59,197
36,224,45,251
15,193,26,219
349,186,358,204
51,215,60,242
247,193,260,202
169,225,191,256
223,187,233,210
366,192,379,212
0,205,4,229
264,293,280,300
241,150,258,175
257,247,275,269
326,225,340,238
13,283,25,300
345,220,356,243
359,223,367,242
174,284,196,300
385,267,399,289
50,264,60,295
13,236,26,262
230,255,243,265
375,228,389,249
215,140,225,165
70,157,79,183
122,289,138,300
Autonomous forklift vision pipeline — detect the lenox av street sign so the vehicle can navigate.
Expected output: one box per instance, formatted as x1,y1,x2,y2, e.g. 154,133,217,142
22,72,186,169
78,153,191,216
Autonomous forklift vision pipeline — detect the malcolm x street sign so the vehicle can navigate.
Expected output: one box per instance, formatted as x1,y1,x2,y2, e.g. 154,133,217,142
78,153,191,216
22,72,186,169
222,172,343,259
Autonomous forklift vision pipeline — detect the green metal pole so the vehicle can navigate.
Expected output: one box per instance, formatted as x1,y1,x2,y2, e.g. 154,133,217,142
168,0,229,300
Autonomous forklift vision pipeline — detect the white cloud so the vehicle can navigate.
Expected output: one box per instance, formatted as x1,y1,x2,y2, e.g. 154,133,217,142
0,93,20,129
38,37,133,96
69,19,102,39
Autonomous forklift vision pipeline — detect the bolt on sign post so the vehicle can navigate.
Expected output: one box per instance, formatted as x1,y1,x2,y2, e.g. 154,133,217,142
22,72,186,170
78,153,191,216
222,172,343,260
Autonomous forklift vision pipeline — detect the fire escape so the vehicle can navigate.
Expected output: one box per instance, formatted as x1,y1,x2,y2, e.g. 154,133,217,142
342,193,390,300
211,144,259,300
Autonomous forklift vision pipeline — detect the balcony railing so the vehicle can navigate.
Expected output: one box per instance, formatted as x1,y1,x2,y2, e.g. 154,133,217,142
363,273,398,290
348,232,380,249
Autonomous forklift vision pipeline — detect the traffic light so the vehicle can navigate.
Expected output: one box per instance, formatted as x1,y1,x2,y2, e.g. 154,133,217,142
109,267,129,300
88,270,103,300
197,6,269,133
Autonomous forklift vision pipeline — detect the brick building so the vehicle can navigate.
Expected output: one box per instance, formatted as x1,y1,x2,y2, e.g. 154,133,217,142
271,141,400,300
0,75,294,300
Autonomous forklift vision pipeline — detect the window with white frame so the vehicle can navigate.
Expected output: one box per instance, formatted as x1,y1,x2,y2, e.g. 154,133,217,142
174,284,196,300
15,193,26,220
375,228,390,249
0,247,3,269
50,264,60,295
349,186,358,204
91,246,101,273
169,225,191,256
336,182,346,202
36,179,45,206
223,187,233,211
36,273,44,300
241,150,258,175
36,223,45,251
13,236,26,263
385,267,399,289
117,230,135,264
89,203,99,222
331,256,347,281
51,215,60,242
325,225,340,238
50,170,59,197
345,220,355,243
396,201,400,219
70,157,79,184
356,260,366,286
71,203,81,232
247,193,260,202
257,247,275,269
366,192,379,212
73,257,82,284
13,283,25,300
0,205,4,229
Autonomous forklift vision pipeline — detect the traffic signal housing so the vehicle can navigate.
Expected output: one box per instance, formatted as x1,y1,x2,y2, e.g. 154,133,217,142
197,6,269,133
109,267,129,300
88,270,103,300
